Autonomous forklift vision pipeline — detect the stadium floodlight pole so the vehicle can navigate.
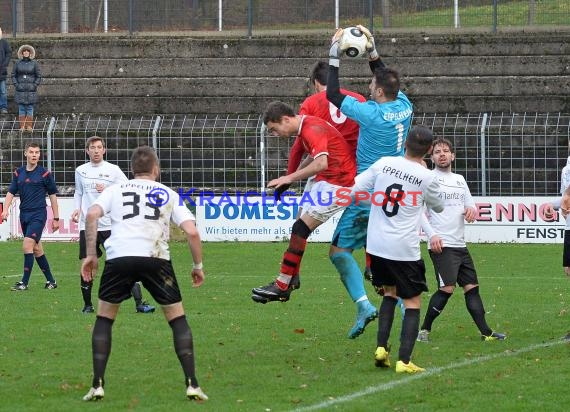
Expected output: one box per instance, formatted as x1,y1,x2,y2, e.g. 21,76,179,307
480,113,488,196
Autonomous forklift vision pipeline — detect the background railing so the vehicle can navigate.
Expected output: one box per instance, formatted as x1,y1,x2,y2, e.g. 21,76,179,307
0,112,568,198
0,1,568,36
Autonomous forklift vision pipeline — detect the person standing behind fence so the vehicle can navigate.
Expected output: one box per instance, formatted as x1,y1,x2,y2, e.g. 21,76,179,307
0,27,11,115
12,44,41,132
1,142,59,291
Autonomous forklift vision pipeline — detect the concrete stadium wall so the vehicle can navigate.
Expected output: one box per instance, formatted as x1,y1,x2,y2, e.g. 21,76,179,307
1,31,569,115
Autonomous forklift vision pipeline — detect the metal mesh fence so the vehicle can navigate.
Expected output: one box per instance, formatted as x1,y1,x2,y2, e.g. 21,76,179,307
1,0,568,35
0,112,569,197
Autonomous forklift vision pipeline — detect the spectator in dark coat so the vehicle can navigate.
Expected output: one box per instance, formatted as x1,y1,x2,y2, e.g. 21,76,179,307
12,44,41,131
0,27,12,114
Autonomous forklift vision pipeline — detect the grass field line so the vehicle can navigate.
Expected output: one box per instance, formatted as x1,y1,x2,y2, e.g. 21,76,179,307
293,339,567,412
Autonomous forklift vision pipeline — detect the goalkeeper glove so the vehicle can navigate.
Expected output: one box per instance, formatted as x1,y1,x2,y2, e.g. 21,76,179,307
273,184,291,201
329,28,345,68
357,25,378,60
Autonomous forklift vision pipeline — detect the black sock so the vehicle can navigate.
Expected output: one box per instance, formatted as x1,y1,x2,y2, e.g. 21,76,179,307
131,282,143,306
421,289,452,331
377,296,398,348
169,315,199,388
399,308,420,363
81,278,93,306
91,316,114,388
464,286,492,336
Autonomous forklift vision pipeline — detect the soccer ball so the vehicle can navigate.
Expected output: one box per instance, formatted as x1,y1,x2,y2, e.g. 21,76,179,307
339,27,368,58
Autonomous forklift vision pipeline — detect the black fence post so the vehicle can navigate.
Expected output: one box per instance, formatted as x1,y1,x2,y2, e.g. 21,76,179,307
129,0,134,35
492,0,498,33
12,0,17,37
247,0,253,38
368,0,373,35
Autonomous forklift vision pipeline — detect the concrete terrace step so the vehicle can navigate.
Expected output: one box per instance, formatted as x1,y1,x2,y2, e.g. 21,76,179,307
30,55,570,78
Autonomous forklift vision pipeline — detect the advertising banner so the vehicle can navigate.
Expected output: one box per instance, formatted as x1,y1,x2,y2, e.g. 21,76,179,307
0,196,565,244
195,195,565,244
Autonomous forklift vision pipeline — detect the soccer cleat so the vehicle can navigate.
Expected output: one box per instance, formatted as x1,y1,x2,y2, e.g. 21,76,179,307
348,303,378,339
186,385,209,401
417,329,430,343
82,305,95,314
481,331,507,341
136,302,155,313
11,281,28,291
45,281,58,290
395,360,426,373
374,346,391,368
251,276,300,304
83,386,104,401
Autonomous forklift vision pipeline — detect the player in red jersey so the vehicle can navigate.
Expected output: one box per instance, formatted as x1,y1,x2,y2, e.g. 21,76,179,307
252,101,356,303
283,61,366,181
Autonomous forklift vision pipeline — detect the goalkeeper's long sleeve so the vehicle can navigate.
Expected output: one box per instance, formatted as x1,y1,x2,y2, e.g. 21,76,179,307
326,65,345,109
369,57,386,73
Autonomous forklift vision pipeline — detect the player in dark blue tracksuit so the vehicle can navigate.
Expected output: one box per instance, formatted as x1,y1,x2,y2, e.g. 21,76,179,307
1,142,60,290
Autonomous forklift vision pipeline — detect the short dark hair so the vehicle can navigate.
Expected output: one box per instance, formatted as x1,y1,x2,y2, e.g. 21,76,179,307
405,126,434,157
432,137,454,153
131,145,159,176
374,67,400,100
262,101,295,125
25,141,41,150
309,61,329,86
86,135,105,148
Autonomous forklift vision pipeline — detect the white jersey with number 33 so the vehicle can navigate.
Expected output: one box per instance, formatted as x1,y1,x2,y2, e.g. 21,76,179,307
93,179,195,260
353,156,444,261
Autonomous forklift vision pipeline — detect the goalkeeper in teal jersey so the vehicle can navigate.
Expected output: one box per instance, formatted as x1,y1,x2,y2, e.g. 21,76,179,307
326,26,412,339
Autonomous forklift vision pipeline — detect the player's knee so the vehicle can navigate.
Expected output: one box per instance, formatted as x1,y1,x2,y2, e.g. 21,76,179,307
292,218,311,239
329,250,353,265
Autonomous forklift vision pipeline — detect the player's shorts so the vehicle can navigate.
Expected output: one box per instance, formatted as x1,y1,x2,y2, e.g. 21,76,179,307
563,230,570,267
79,230,110,260
98,256,182,305
369,254,428,300
299,179,346,223
331,203,370,250
428,247,478,288
20,209,47,243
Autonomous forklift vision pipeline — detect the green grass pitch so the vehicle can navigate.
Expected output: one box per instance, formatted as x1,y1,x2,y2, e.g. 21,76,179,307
1,241,569,411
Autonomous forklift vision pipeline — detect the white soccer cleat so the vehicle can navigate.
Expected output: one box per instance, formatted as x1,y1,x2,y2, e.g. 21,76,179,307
186,385,208,401
83,386,104,401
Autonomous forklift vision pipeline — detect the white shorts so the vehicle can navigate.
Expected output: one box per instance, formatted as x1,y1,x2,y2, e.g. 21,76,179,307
299,179,346,223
